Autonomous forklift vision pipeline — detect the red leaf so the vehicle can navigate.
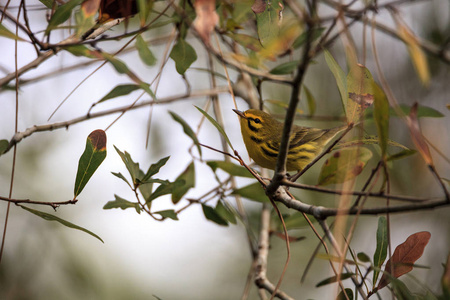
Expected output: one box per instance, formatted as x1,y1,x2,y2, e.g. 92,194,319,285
377,231,431,290
99,0,137,22
193,0,218,43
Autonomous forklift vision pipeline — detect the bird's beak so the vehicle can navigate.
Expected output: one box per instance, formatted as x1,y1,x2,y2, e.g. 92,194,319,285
233,109,246,118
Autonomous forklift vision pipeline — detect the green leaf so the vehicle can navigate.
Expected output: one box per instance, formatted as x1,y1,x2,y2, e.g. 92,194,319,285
169,39,197,75
269,61,299,75
387,149,417,161
227,33,262,52
206,160,253,178
373,83,390,159
215,200,237,225
201,204,228,226
141,156,170,182
232,182,268,203
154,209,178,220
39,0,54,9
169,111,202,157
136,34,157,66
316,273,355,287
103,195,141,214
365,104,445,119
397,104,444,118
303,85,316,116
98,84,142,103
335,136,412,151
20,205,103,243
74,8,95,37
373,216,388,285
111,172,131,187
172,162,195,204
195,106,234,151
137,0,153,26
46,0,83,34
102,53,130,74
357,252,371,263
253,0,282,47
336,288,353,300
64,45,98,58
74,130,107,197
0,24,26,41
0,139,8,155
318,147,372,186
346,64,376,124
147,180,185,203
292,27,325,49
324,49,347,115
114,146,141,185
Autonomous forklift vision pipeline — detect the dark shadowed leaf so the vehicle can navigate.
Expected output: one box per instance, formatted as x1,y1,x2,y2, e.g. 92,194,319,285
154,209,178,220
442,253,450,298
377,231,431,290
170,39,197,75
292,27,325,49
172,162,195,204
318,147,372,185
373,216,388,285
136,34,157,66
111,171,131,187
114,146,141,185
20,205,103,242
195,106,234,150
74,130,107,197
215,200,237,224
232,182,268,203
206,160,253,178
336,288,353,300
357,252,371,263
202,203,228,226
0,139,8,155
316,273,354,287
141,156,170,182
270,61,299,75
147,180,185,203
169,111,202,157
103,194,140,214
98,84,142,103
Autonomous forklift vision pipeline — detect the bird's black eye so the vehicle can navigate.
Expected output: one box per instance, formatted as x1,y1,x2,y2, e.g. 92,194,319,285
254,118,261,124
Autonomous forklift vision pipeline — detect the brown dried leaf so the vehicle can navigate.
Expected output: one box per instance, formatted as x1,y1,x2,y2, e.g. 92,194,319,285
99,0,137,22
377,231,431,290
407,103,433,166
193,0,218,43
82,0,101,17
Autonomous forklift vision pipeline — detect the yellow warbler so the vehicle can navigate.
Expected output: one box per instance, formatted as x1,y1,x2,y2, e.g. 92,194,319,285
233,109,346,171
